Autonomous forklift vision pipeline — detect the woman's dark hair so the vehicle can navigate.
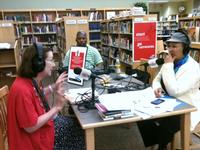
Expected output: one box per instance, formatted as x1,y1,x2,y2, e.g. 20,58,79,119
18,44,51,78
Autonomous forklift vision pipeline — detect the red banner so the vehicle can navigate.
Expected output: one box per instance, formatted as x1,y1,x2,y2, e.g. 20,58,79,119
133,22,157,61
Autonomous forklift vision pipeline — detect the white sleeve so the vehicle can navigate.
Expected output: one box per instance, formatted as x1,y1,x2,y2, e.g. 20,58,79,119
161,62,200,97
152,67,163,90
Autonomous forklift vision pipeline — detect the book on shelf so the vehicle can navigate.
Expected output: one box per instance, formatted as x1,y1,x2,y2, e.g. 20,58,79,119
187,27,200,42
106,11,116,20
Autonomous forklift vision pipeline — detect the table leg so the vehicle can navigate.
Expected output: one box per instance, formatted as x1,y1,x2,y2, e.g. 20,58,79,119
180,113,190,150
85,128,95,150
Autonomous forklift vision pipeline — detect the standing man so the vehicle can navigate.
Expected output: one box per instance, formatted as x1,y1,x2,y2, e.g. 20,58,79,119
63,31,103,70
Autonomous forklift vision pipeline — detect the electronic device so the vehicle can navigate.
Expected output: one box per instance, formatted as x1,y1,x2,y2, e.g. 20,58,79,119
151,99,165,105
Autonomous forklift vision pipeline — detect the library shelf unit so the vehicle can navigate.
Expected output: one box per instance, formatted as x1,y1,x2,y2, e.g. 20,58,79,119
178,16,200,29
179,16,200,43
86,8,129,53
88,20,101,51
100,14,157,71
0,8,131,53
56,16,89,59
157,14,179,39
2,10,58,49
190,42,200,63
0,20,22,87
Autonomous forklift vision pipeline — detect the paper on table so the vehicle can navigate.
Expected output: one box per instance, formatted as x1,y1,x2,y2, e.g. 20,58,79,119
134,97,181,118
65,88,99,104
98,87,156,112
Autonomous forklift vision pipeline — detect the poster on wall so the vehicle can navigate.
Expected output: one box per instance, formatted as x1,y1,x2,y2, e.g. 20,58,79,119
132,21,157,61
68,46,87,85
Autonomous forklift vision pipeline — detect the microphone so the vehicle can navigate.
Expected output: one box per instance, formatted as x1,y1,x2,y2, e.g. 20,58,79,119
74,67,97,80
56,66,68,74
142,58,164,68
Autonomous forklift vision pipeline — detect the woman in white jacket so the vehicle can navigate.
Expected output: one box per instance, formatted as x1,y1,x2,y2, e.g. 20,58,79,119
138,30,200,150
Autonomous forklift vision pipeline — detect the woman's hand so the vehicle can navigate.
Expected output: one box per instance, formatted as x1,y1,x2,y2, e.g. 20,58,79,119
54,72,68,91
164,53,175,63
55,83,69,111
154,88,163,98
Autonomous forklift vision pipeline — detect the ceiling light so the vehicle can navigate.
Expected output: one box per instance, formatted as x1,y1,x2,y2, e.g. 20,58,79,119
148,0,169,3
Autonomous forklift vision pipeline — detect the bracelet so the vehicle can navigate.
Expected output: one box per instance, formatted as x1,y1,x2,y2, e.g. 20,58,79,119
48,85,54,93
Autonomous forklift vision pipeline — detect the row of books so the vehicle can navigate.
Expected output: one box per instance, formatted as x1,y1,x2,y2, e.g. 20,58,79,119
5,15,30,22
101,21,132,34
101,34,109,45
89,32,100,40
101,46,110,57
32,14,55,22
109,47,119,58
20,25,32,33
22,36,33,45
119,21,132,33
65,12,81,17
188,27,200,42
34,35,57,43
101,23,109,32
108,22,118,33
120,37,132,50
89,22,101,30
160,15,178,22
90,42,101,49
32,24,57,33
120,51,132,65
157,29,176,36
190,50,200,63
5,14,56,22
179,20,195,29
88,12,103,21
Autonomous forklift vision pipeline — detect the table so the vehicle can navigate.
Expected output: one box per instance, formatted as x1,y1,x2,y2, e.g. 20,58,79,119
67,76,196,150
72,99,196,150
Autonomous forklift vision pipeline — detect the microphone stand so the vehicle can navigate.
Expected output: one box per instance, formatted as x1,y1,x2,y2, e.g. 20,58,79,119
86,75,97,109
143,64,148,88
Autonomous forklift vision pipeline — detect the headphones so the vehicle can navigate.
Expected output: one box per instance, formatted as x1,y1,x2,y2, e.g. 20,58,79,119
32,43,46,73
176,29,191,55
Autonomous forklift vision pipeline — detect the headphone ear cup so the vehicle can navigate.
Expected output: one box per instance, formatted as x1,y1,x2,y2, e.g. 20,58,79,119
177,29,191,55
32,56,45,73
32,43,46,73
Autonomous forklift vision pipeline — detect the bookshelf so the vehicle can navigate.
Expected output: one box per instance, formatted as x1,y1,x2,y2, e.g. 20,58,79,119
100,14,157,71
157,14,179,39
56,16,89,59
177,16,200,63
1,8,129,51
190,42,200,63
0,20,22,87
179,17,197,29
89,21,101,51
86,9,127,53
3,10,58,48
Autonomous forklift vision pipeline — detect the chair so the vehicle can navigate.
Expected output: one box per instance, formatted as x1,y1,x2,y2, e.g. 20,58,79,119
0,85,9,150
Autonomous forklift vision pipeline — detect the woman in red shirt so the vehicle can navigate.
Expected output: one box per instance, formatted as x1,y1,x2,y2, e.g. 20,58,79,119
7,43,85,150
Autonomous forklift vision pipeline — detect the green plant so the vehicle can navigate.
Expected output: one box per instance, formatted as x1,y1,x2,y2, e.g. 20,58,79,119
134,2,148,13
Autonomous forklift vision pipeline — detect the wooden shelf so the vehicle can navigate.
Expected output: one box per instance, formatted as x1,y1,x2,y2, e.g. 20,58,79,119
191,42,200,49
0,64,16,68
56,16,89,56
0,20,21,87
101,14,157,71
